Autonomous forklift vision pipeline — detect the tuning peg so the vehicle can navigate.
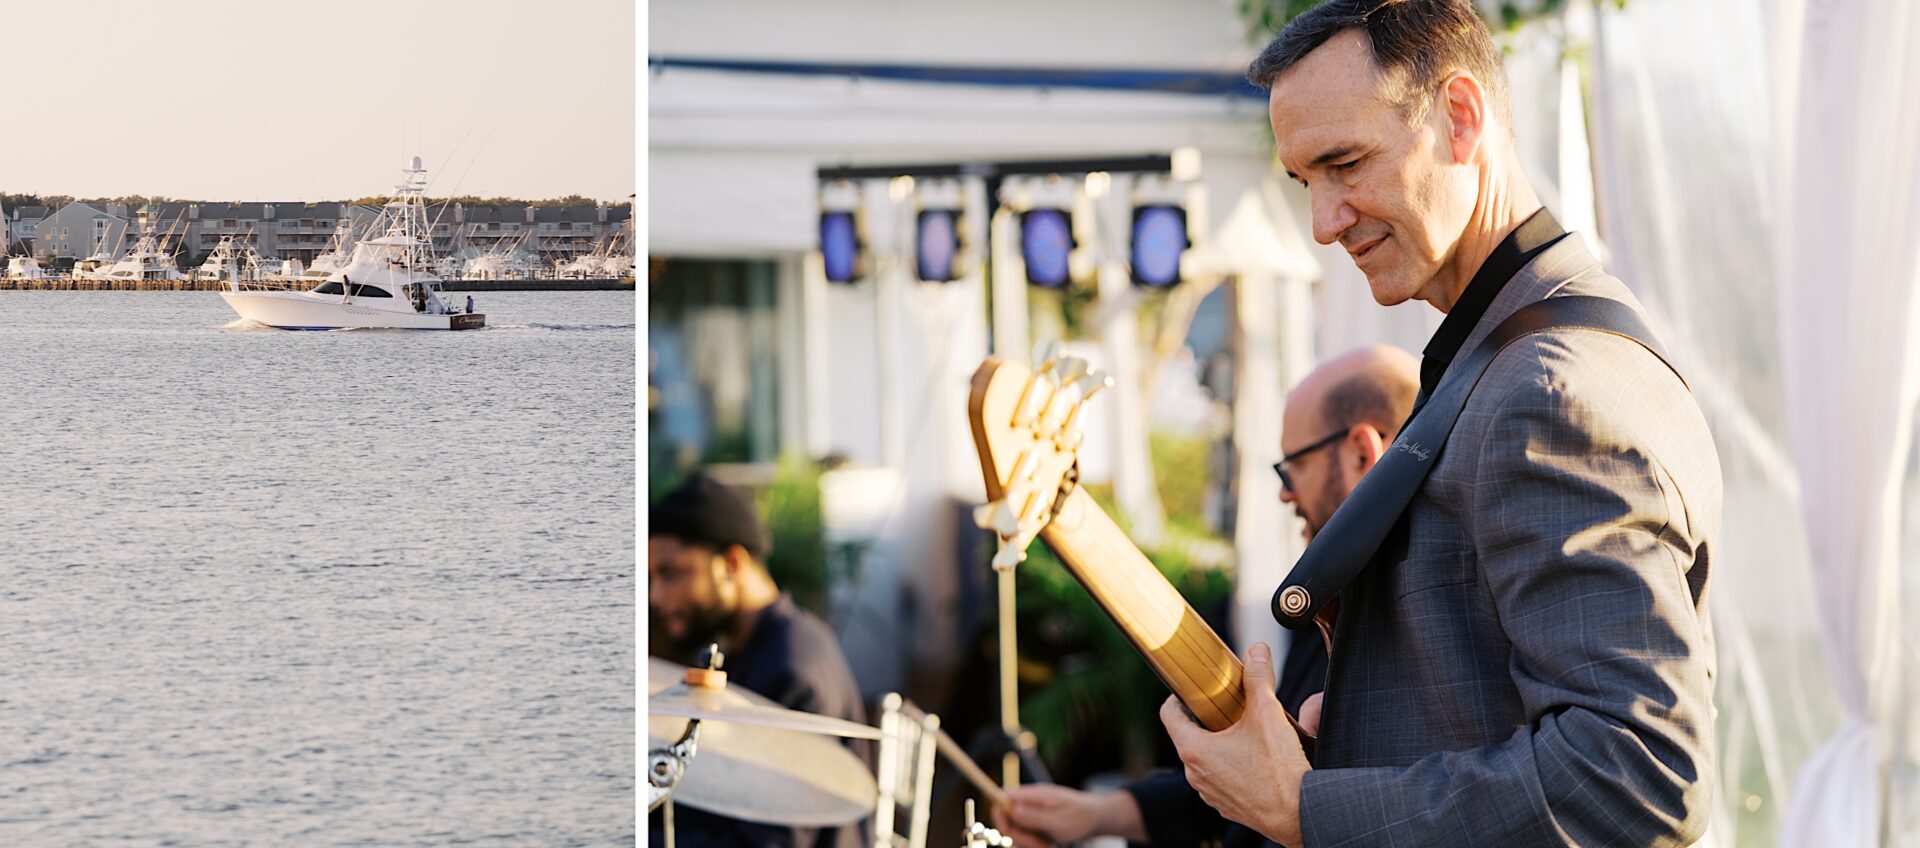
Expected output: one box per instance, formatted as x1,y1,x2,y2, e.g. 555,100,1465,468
1076,371,1115,399
1034,359,1089,436
1014,341,1068,427
1053,371,1114,448
1013,368,1058,429
1052,356,1089,386
1031,339,1063,373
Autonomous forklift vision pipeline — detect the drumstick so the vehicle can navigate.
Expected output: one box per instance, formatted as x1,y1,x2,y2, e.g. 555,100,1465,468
932,724,1011,809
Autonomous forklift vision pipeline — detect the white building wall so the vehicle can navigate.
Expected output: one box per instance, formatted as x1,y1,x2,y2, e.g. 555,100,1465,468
650,1,1332,701
650,0,1255,71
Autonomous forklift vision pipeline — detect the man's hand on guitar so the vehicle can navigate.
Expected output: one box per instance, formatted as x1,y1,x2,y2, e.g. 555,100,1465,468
1159,643,1311,848
989,784,1148,848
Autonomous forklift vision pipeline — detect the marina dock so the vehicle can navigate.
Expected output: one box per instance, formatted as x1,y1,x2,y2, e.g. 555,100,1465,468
0,277,635,292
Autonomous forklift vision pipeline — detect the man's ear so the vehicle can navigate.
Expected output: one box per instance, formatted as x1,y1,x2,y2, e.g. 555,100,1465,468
1346,424,1388,472
1440,73,1488,165
719,544,753,579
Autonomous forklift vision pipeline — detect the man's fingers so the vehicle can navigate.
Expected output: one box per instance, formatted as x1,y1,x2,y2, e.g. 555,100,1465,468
991,804,1014,832
1242,642,1277,704
1159,694,1201,745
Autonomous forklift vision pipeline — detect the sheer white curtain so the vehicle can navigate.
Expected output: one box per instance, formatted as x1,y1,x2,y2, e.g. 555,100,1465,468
1590,0,1920,844
1767,0,1920,843
1589,0,1828,844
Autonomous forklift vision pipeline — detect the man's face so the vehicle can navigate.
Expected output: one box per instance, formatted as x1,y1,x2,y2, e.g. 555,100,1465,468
1277,409,1349,542
1268,31,1476,307
648,536,736,656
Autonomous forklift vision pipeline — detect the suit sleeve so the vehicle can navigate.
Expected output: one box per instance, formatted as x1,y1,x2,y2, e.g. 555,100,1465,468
1297,350,1715,847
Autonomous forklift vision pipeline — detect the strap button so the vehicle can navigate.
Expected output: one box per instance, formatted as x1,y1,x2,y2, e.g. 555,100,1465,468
1279,585,1311,617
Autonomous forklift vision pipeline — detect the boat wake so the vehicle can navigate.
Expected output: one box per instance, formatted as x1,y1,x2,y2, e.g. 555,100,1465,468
504,322,637,332
220,318,277,332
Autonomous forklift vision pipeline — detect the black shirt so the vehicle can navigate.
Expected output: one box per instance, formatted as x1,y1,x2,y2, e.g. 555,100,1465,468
1416,209,1570,401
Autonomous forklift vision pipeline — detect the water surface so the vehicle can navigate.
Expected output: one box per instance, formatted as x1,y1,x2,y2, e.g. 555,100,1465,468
0,291,637,845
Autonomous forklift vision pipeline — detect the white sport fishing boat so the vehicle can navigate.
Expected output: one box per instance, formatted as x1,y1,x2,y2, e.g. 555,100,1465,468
6,254,47,279
195,235,251,281
219,157,484,331
80,232,188,281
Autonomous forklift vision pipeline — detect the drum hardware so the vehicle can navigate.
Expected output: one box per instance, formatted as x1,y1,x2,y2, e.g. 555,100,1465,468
962,800,1015,848
648,645,728,848
647,647,880,830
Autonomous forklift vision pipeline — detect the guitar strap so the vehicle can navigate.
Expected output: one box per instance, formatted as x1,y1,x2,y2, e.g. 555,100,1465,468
1270,295,1687,629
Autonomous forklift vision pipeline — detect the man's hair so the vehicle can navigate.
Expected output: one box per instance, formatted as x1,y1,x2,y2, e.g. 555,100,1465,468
1246,0,1510,128
1321,370,1419,440
649,474,771,562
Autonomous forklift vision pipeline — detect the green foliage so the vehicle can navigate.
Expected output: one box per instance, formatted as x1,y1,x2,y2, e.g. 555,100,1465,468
1006,409,1238,777
1,193,72,212
757,456,832,616
530,195,601,208
1150,431,1217,529
1013,501,1235,774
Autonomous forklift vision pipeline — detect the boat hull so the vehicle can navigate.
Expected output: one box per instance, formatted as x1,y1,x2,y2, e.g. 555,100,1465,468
220,292,483,330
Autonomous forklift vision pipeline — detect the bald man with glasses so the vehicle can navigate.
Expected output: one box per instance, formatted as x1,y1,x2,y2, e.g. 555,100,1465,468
1274,345,1421,545
993,344,1418,848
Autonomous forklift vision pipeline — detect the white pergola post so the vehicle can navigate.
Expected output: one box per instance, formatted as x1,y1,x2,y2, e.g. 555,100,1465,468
1096,174,1164,545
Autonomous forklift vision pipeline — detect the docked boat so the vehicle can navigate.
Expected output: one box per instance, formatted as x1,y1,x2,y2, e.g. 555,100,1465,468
72,248,118,278
81,233,187,281
218,157,485,331
5,254,47,279
194,236,252,281
464,231,541,279
303,219,358,278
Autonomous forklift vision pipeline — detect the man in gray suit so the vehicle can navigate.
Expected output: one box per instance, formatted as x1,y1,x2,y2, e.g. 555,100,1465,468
989,346,1419,848
1158,2,1721,847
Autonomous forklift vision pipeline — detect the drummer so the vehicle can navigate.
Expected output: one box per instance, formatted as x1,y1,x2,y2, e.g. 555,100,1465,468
649,473,869,848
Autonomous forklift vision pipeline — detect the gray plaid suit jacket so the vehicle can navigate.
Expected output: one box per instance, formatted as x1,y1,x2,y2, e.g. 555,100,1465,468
1298,234,1721,847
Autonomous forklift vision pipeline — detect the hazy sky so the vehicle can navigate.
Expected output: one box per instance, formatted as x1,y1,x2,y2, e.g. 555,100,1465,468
3,0,636,202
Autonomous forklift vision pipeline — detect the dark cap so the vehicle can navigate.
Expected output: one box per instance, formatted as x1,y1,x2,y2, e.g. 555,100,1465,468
649,474,770,561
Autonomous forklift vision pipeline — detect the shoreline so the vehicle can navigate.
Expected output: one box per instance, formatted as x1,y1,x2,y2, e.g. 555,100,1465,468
0,278,636,292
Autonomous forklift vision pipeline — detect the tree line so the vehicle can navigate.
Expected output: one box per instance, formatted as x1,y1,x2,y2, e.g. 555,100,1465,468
2,193,630,213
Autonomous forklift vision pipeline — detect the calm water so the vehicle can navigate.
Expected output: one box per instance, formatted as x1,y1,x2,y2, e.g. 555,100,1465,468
0,292,637,845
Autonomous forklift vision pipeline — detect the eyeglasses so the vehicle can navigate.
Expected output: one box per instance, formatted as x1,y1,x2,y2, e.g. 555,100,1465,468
1272,428,1347,494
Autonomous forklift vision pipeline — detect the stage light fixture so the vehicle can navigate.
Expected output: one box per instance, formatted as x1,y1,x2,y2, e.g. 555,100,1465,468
820,210,861,283
915,207,961,283
1130,204,1188,288
1020,208,1074,288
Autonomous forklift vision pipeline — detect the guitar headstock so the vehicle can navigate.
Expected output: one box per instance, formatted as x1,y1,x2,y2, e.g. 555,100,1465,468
967,342,1114,572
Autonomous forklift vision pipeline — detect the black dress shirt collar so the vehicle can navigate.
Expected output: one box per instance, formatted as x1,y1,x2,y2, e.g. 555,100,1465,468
1417,209,1569,398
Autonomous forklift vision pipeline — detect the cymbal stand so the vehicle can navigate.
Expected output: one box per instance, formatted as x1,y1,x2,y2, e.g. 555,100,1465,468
646,644,727,848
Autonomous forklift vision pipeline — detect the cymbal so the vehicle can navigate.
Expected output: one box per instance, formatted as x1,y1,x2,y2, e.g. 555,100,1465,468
647,658,879,826
649,656,686,694
652,682,883,741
